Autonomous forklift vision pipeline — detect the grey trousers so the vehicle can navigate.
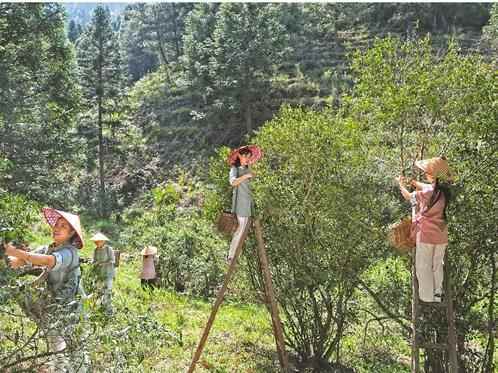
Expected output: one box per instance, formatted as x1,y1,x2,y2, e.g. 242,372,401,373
96,277,113,313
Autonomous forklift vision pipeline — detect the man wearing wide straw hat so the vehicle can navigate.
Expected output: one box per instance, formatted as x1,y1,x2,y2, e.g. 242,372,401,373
4,207,88,372
396,156,453,303
90,232,115,315
140,245,159,289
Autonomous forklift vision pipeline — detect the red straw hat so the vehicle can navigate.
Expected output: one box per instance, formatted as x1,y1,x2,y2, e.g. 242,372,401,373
42,207,84,249
227,145,263,166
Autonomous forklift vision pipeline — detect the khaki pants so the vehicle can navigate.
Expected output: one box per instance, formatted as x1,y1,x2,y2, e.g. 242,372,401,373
416,240,447,302
228,216,250,260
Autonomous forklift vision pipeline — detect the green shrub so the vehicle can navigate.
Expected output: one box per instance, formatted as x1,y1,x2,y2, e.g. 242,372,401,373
0,193,39,295
119,178,227,297
208,106,383,368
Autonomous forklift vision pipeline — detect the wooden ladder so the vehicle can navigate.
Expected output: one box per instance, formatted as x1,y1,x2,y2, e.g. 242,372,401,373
187,218,289,373
411,252,458,373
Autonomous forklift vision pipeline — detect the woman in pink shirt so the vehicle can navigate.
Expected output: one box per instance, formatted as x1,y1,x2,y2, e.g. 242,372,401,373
396,157,452,302
139,246,159,289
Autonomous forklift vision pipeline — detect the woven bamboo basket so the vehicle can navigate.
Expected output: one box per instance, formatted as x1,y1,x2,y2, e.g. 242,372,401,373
388,216,416,255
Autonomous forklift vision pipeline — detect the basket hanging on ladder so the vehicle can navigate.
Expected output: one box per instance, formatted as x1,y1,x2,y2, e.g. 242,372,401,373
216,166,240,237
216,211,238,237
388,216,416,255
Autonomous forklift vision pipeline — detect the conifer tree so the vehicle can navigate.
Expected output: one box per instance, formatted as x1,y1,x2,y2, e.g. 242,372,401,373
76,5,123,217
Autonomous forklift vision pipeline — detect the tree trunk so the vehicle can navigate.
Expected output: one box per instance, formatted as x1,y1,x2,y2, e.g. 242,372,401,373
153,7,169,65
242,70,253,134
456,332,467,372
172,3,181,60
245,99,252,135
98,96,106,217
97,32,106,218
156,33,169,65
485,251,496,373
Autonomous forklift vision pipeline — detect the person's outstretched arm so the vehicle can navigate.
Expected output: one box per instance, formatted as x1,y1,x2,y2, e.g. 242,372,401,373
4,243,56,269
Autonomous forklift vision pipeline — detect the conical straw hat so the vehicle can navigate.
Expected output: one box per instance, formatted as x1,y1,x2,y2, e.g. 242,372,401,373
415,157,453,181
42,207,84,249
141,246,158,256
90,232,110,241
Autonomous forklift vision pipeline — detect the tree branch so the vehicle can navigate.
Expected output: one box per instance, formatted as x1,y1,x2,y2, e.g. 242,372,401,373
358,279,411,335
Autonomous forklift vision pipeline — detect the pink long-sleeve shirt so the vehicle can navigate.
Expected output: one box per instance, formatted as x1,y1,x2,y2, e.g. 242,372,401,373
411,184,448,245
140,255,156,280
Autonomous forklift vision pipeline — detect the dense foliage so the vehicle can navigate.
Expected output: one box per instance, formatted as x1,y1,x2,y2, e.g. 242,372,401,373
345,36,497,372
0,3,496,372
0,3,82,207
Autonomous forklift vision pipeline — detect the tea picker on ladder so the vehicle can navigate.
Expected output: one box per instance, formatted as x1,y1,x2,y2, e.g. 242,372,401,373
190,145,289,373
226,145,262,265
396,156,453,303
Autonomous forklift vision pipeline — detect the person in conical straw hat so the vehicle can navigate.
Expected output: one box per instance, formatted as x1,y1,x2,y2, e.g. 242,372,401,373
139,245,159,290
90,232,115,315
226,145,263,265
3,207,88,371
396,156,453,303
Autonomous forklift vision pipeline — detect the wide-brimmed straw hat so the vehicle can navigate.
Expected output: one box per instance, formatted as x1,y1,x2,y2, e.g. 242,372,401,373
42,207,84,249
90,232,110,242
227,145,263,166
415,156,453,181
141,246,158,256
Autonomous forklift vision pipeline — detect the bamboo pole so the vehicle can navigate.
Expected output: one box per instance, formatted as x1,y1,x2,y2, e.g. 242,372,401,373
253,218,289,372
445,257,458,373
411,253,420,373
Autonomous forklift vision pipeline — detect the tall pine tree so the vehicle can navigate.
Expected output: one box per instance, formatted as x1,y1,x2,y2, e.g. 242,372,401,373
68,19,83,43
209,4,288,134
183,4,219,108
119,3,193,84
144,3,194,65
0,3,82,206
76,5,123,217
119,4,159,84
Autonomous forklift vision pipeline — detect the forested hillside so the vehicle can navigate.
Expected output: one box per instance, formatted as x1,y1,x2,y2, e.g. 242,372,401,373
1,3,496,372
1,3,493,213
